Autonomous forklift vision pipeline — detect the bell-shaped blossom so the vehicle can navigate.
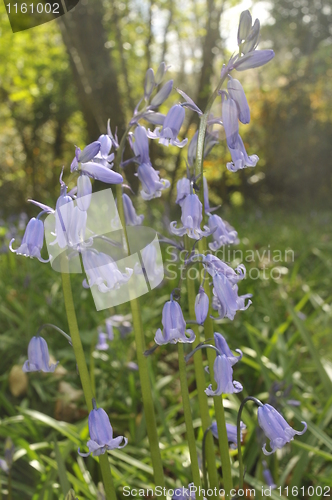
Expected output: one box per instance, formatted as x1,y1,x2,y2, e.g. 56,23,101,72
241,18,260,54
175,177,191,206
105,318,114,340
82,250,133,293
257,404,307,456
77,174,92,211
137,162,170,200
222,96,239,148
71,141,101,171
227,134,259,172
133,125,151,165
205,354,243,396
211,421,246,449
214,332,242,366
237,10,252,45
234,50,275,71
155,298,195,345
227,77,250,124
212,274,252,320
51,181,75,249
203,254,246,285
80,162,123,184
22,336,58,373
195,287,209,324
170,194,211,240
147,104,188,148
203,177,211,214
150,79,173,108
208,214,238,250
122,194,144,226
10,217,49,263
90,134,115,168
95,332,109,351
78,406,127,457
262,461,277,489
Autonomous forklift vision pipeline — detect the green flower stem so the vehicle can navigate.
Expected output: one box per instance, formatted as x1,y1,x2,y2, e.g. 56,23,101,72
184,238,219,496
61,265,116,500
114,151,165,493
178,342,203,499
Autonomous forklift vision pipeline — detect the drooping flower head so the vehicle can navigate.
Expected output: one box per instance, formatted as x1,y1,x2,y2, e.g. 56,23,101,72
71,140,123,184
175,177,191,207
10,217,50,263
205,354,243,396
195,286,209,325
257,404,307,455
210,421,246,449
170,193,211,240
22,336,58,373
148,104,188,148
122,193,144,226
155,297,195,345
95,332,109,351
79,404,127,457
208,214,238,250
214,332,242,366
82,250,133,293
226,134,259,172
262,461,277,489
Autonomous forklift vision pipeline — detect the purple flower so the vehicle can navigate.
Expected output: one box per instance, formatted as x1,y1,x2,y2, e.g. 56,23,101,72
175,177,191,206
71,141,101,171
137,162,170,200
195,286,209,324
80,162,123,185
214,332,242,366
150,79,173,108
226,134,259,172
237,10,253,45
262,461,277,489
105,318,114,340
170,194,211,240
203,254,246,285
211,421,246,449
203,177,211,214
208,214,238,250
147,104,188,148
155,298,195,345
211,274,252,320
257,404,307,456
122,194,144,226
77,174,92,212
10,217,50,263
22,336,58,373
241,18,260,54
205,354,243,396
133,125,151,165
222,95,239,148
227,77,250,124
234,50,275,71
96,332,109,351
82,250,133,293
78,406,127,457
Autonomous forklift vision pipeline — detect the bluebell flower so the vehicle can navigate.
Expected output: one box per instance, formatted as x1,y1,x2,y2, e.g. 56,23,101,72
233,50,275,72
80,161,123,185
170,194,211,240
133,125,151,165
0,459,9,474
222,95,239,148
148,104,188,148
205,354,243,396
203,254,246,285
227,76,250,124
203,177,211,214
77,174,92,212
96,332,109,351
78,406,127,457
262,461,277,489
237,10,252,45
122,194,144,226
226,134,259,172
257,404,307,455
50,178,75,249
195,286,209,325
22,336,59,373
155,298,195,345
82,250,133,293
92,134,115,167
241,18,260,54
149,79,173,108
71,141,101,171
211,275,252,320
10,217,50,263
214,332,242,366
175,177,191,207
137,162,170,200
211,421,246,449
208,214,238,250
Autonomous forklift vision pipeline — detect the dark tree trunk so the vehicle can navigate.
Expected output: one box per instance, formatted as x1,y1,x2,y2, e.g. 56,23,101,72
57,0,126,141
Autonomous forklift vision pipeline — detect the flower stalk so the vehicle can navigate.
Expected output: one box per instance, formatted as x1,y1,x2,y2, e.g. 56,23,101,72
61,261,116,500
